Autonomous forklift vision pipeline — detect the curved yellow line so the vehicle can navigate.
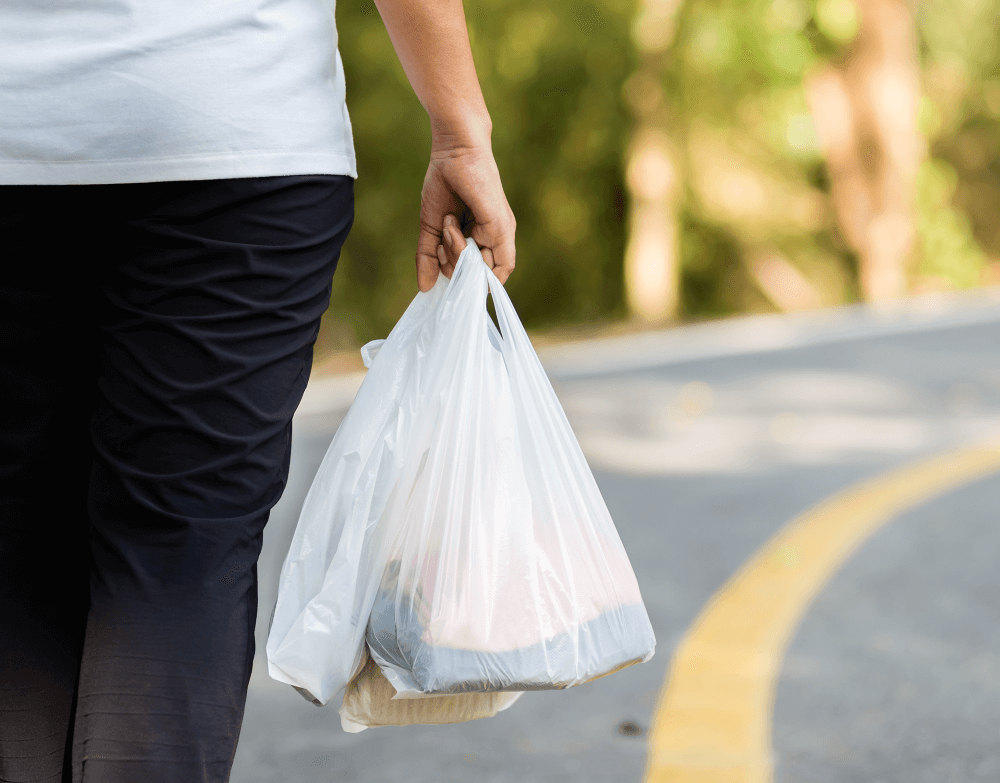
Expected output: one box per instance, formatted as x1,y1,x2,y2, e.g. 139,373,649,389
644,444,1000,783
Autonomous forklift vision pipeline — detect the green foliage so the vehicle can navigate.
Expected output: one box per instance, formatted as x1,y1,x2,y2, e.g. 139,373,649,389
916,158,986,288
918,0,1000,274
679,215,763,318
329,0,636,346
325,0,998,350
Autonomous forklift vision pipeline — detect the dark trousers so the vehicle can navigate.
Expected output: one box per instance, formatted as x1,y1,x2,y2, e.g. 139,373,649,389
0,175,354,783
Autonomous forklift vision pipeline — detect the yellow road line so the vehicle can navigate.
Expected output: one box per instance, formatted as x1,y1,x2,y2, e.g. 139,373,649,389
644,444,1000,783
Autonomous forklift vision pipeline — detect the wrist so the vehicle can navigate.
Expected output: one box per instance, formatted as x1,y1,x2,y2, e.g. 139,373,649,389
429,108,493,150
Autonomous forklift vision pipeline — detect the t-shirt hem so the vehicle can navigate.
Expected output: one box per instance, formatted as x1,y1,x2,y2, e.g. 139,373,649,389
0,150,358,185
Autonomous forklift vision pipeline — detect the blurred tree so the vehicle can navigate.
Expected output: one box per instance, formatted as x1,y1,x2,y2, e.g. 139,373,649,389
319,0,997,359
621,0,684,323
626,0,991,316
646,0,856,318
806,0,923,302
913,0,994,290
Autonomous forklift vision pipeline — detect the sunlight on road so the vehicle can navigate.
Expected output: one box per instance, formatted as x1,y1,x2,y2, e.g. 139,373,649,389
556,371,1000,475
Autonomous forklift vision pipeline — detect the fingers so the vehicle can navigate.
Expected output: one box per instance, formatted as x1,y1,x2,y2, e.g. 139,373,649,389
415,171,451,292
415,244,440,293
466,207,515,285
438,214,464,278
418,212,472,292
436,216,506,282
441,215,501,279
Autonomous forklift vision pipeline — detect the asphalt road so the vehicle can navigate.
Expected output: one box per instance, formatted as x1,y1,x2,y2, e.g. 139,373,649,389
230,289,1000,783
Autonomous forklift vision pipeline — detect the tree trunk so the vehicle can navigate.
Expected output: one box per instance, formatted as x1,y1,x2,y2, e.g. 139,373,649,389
622,0,684,323
806,0,923,302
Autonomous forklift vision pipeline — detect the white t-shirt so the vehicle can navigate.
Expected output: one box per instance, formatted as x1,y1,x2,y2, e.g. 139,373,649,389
0,0,357,185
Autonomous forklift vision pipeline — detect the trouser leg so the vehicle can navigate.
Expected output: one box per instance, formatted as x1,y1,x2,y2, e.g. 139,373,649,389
0,188,98,783
67,175,354,783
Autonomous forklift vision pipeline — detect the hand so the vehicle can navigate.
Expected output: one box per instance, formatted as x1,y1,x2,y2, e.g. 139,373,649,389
415,138,516,292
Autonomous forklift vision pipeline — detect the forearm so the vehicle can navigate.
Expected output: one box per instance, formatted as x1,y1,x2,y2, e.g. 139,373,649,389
373,0,491,144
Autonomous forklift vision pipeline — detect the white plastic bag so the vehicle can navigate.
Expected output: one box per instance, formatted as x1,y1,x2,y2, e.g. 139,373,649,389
266,237,655,719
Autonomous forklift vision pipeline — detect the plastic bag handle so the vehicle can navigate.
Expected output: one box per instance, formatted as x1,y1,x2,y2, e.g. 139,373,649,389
453,237,533,362
483,262,530,354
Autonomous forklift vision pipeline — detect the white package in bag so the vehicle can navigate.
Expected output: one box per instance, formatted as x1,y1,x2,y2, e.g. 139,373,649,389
266,237,655,719
337,647,522,732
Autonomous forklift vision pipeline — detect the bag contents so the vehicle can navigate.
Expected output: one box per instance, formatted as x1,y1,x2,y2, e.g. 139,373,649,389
339,649,521,732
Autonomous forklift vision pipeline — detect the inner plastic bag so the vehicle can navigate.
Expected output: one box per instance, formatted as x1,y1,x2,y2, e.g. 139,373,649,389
266,237,655,717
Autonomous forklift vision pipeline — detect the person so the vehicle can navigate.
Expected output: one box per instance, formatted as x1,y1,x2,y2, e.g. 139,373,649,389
0,0,515,780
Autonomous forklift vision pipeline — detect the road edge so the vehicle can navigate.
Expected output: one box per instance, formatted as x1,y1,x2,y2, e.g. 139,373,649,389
298,286,1000,418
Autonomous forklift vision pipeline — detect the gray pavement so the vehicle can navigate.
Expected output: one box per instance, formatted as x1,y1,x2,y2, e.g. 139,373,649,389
774,474,1000,783
230,292,1000,783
